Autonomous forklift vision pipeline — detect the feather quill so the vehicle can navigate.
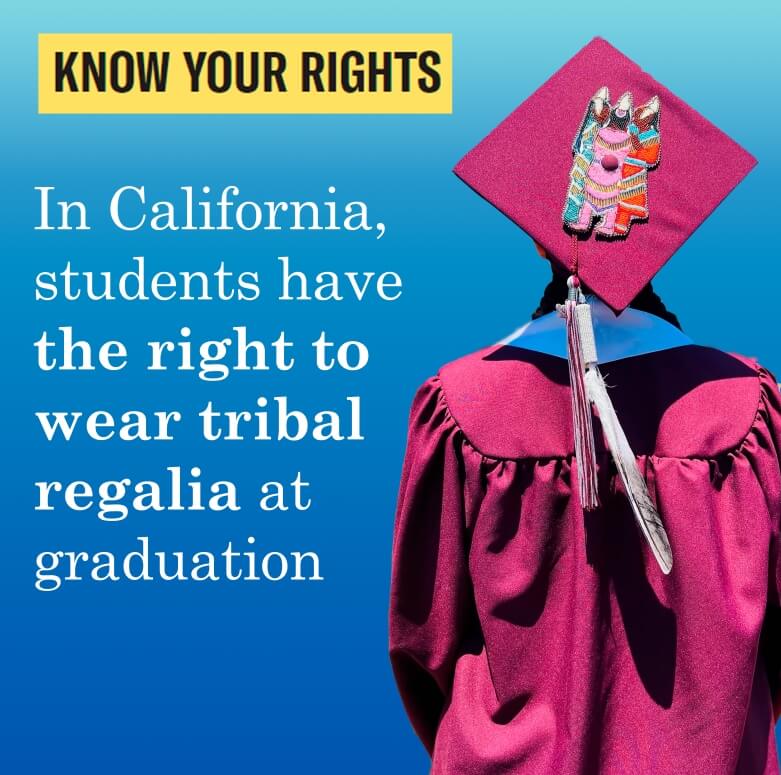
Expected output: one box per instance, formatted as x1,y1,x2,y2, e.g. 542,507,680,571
584,367,673,574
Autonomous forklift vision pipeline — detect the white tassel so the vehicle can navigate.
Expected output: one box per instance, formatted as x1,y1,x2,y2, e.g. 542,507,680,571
584,367,674,575
563,298,600,511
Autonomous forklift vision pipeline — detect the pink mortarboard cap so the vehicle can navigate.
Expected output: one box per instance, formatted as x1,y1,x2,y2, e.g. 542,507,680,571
454,37,757,312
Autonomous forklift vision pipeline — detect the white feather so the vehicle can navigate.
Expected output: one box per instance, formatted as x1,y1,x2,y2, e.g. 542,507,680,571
585,367,673,574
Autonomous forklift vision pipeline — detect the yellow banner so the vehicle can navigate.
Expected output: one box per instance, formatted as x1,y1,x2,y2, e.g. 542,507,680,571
38,33,452,114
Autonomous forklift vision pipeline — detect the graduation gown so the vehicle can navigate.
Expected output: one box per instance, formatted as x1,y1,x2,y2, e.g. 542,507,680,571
389,343,781,774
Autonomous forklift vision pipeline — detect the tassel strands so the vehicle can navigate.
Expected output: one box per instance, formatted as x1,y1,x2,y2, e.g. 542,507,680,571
559,278,600,511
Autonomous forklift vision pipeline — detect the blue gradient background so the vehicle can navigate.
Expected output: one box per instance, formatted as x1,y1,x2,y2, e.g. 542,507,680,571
2,2,779,772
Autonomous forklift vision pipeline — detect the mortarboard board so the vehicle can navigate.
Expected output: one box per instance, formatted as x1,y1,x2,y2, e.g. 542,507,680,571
453,36,756,312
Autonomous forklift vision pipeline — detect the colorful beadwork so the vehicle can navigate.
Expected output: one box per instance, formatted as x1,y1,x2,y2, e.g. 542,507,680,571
563,88,661,238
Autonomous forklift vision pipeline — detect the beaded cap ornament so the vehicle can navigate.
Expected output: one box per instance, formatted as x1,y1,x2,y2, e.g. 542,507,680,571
563,88,661,239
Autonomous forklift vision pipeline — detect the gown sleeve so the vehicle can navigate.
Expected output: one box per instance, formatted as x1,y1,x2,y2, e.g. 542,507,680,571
757,366,781,720
388,376,477,754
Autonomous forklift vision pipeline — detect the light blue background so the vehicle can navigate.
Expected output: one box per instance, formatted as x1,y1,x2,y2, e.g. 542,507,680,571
1,2,779,772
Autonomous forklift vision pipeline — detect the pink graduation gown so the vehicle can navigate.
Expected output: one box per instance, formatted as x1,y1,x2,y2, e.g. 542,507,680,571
389,343,781,774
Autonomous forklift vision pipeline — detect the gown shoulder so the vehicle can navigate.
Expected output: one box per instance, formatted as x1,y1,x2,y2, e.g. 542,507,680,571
431,342,774,460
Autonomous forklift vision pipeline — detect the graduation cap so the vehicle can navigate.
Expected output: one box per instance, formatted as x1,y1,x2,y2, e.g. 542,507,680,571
454,36,756,312
454,38,756,574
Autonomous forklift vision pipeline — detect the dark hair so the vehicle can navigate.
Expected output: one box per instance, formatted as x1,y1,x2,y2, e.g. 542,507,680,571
532,271,682,330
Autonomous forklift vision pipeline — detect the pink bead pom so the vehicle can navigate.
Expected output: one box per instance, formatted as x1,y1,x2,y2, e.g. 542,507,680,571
601,153,619,171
